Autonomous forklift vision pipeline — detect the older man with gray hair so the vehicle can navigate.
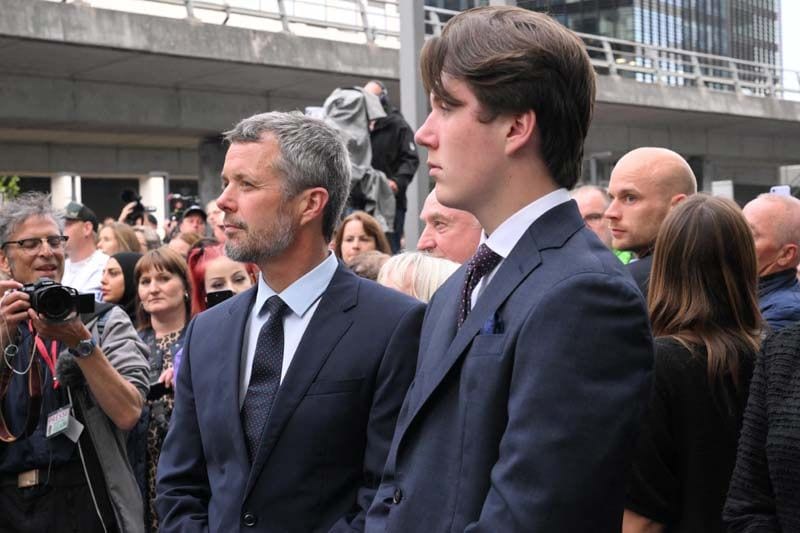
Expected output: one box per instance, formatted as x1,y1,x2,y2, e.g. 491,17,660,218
743,192,800,331
0,192,149,532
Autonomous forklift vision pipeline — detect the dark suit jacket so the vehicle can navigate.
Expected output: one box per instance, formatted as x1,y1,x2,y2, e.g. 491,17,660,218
156,265,425,533
627,253,653,300
365,201,653,532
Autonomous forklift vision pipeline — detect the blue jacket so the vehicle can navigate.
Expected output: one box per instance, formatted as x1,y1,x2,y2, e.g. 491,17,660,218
758,269,800,332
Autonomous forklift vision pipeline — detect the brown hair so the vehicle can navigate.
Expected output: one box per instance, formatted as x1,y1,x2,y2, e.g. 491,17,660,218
333,211,392,260
174,231,203,248
420,6,595,189
103,222,140,253
134,247,192,331
648,194,762,395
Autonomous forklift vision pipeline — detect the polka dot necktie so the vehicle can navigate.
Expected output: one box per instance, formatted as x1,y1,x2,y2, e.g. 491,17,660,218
458,244,502,328
241,295,289,463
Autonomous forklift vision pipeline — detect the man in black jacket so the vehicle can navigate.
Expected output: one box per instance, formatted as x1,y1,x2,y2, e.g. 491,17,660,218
365,80,420,253
605,147,696,299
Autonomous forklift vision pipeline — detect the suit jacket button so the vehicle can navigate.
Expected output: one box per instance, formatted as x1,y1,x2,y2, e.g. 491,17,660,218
243,512,257,527
393,488,403,504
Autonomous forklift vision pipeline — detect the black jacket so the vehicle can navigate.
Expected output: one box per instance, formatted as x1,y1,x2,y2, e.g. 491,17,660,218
370,108,419,211
724,323,800,532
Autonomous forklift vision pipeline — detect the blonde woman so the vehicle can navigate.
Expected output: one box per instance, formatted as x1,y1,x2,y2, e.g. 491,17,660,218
378,252,459,303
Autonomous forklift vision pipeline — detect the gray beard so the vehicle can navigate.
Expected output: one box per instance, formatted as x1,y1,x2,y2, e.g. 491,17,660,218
224,215,295,265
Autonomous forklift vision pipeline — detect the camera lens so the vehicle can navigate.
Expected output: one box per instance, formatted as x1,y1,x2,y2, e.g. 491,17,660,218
38,286,74,320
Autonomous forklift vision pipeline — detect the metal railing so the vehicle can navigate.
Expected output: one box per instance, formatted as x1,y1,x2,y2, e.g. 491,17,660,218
50,0,800,100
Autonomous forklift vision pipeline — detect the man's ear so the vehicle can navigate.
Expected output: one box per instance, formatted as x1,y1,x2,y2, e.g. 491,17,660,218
297,187,330,228
776,243,799,269
83,221,93,238
669,193,688,208
0,251,11,277
504,109,536,157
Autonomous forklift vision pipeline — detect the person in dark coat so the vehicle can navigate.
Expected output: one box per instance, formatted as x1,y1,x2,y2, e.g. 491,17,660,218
365,80,420,253
605,147,697,300
624,195,762,533
742,193,800,332
723,320,800,531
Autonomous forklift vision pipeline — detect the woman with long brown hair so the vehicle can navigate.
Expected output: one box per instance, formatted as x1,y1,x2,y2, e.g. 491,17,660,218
624,194,762,533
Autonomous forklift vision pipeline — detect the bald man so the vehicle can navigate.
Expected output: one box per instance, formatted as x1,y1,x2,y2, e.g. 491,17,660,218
743,193,800,331
417,189,481,264
606,147,697,297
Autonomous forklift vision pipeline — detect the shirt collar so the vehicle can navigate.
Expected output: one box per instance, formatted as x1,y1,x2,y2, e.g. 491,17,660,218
254,252,339,318
481,188,571,258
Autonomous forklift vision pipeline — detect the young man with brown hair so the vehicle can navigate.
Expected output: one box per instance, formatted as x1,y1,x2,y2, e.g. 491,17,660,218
365,7,653,532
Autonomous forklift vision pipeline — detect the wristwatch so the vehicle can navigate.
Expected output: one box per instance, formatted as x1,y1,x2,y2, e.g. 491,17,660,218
68,337,97,358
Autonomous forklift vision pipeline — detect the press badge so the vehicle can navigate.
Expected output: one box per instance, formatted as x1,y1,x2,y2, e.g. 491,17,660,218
46,406,84,442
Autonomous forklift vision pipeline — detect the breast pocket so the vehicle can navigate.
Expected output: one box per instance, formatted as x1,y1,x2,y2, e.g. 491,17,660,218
467,334,506,358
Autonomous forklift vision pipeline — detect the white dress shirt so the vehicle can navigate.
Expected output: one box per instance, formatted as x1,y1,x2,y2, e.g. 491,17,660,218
239,252,339,408
470,188,571,308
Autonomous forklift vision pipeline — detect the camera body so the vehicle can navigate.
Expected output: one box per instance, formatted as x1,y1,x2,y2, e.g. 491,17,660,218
21,278,95,321
121,189,146,225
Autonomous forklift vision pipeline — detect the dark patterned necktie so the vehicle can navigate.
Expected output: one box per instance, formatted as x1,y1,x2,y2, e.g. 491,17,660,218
241,295,289,463
458,243,503,328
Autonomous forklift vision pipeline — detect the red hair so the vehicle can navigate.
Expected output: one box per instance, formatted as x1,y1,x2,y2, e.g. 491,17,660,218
187,243,258,316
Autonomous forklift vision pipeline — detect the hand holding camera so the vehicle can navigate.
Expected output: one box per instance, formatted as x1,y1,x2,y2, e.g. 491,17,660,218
1,278,95,350
0,279,29,343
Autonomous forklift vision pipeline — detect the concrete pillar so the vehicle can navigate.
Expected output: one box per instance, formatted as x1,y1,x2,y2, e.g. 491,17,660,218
140,172,168,236
51,172,80,208
399,0,428,249
198,135,226,207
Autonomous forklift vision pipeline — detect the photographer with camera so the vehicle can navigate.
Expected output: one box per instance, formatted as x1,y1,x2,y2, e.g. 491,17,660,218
0,193,150,533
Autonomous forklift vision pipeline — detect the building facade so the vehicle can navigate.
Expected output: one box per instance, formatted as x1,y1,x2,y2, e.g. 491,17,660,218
517,0,780,65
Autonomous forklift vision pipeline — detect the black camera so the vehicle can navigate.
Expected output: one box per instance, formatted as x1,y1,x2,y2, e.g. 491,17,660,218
121,189,155,225
21,278,94,321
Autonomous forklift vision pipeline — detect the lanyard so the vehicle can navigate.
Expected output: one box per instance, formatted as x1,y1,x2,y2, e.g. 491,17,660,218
0,329,43,442
28,321,59,389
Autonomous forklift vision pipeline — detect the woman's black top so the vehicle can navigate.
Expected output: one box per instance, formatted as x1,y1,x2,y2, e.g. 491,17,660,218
723,322,800,532
626,336,754,532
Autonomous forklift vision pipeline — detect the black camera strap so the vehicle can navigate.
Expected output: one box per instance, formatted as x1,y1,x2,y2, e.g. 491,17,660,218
0,345,43,443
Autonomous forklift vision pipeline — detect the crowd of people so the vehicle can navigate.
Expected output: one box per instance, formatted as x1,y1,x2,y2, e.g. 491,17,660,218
1,5,800,533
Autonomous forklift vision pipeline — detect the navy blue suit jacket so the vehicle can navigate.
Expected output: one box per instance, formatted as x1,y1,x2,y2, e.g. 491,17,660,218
157,265,425,532
365,200,653,532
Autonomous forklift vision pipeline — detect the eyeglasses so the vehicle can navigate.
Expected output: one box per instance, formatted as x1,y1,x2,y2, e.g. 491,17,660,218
1,236,69,253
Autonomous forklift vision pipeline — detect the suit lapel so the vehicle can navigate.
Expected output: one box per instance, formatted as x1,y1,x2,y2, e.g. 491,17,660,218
243,266,357,499
220,286,257,467
408,233,542,427
404,201,585,433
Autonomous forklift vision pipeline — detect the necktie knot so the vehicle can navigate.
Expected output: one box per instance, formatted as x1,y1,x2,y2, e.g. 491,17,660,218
262,295,288,319
467,244,503,281
458,244,502,328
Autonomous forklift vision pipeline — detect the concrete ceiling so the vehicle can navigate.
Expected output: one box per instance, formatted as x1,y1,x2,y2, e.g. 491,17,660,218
0,36,401,101
592,101,800,137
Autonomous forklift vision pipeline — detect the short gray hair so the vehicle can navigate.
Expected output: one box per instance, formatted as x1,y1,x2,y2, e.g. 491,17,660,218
223,111,351,241
570,185,610,208
0,192,64,244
